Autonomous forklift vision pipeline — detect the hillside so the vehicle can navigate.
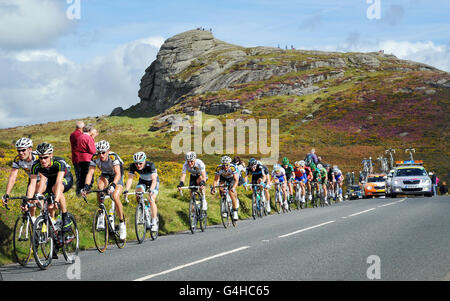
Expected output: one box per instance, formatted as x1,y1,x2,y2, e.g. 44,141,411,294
0,30,449,265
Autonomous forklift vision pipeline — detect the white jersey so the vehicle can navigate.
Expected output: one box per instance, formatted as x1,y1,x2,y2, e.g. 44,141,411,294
272,167,286,180
12,152,39,178
89,152,124,175
182,159,206,176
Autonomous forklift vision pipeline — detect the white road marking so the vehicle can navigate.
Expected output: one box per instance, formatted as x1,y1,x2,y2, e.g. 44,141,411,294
378,198,406,207
278,221,335,238
347,207,376,217
134,246,250,281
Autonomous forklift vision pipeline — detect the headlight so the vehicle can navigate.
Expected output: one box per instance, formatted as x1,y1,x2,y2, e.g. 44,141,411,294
394,180,400,185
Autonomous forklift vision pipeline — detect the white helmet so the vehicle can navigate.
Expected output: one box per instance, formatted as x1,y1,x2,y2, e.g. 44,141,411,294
96,140,110,153
317,164,323,169
273,164,281,173
133,151,146,163
299,160,305,166
15,137,33,149
185,151,196,161
221,156,232,164
36,143,53,155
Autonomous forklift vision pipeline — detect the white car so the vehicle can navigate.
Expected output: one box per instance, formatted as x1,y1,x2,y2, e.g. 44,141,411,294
387,165,432,198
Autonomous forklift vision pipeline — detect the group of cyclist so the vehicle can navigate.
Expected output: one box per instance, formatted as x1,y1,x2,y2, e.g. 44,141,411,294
2,137,345,257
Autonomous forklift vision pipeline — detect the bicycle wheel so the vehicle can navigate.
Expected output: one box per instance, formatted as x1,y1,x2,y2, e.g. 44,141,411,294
229,198,237,227
295,189,301,210
220,196,230,228
258,194,264,218
199,208,207,232
275,190,282,213
188,195,198,234
62,213,79,264
251,192,257,220
150,212,160,239
32,216,53,270
113,215,126,249
13,215,32,266
135,202,146,244
261,192,268,216
93,208,108,253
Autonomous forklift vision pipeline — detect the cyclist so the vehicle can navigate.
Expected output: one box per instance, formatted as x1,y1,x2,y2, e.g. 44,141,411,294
281,157,295,203
303,160,313,202
211,156,240,221
333,165,344,202
81,140,126,241
2,138,40,222
244,158,270,213
293,161,307,205
317,164,329,205
123,152,160,232
177,152,208,212
271,164,288,208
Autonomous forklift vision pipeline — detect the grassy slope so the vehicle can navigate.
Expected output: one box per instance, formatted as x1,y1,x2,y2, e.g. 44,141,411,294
1,50,449,265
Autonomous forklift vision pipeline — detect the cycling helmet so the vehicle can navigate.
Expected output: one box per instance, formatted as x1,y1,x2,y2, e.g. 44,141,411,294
185,151,196,161
294,161,301,168
15,137,33,149
36,143,53,155
317,164,323,169
248,158,257,167
96,140,110,153
133,151,147,163
299,160,306,166
282,157,289,165
256,160,262,166
273,164,281,173
221,156,232,164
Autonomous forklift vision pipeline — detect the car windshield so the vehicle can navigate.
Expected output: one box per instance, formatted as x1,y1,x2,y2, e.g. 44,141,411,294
395,168,427,177
351,186,361,191
367,177,385,182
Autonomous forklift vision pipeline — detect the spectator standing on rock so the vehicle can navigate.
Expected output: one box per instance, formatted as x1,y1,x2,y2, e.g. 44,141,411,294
70,121,85,195
76,124,98,196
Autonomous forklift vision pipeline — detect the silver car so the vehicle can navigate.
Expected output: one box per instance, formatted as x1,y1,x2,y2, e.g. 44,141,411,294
387,165,432,198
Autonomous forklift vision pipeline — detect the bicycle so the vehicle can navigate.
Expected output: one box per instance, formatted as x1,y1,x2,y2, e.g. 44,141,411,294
32,193,79,270
179,186,207,234
126,191,159,243
4,196,39,266
274,182,289,213
84,189,126,253
212,184,237,228
291,181,306,209
247,183,267,219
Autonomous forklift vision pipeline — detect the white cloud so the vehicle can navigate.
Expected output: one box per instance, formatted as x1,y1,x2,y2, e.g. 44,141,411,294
0,36,165,129
0,0,73,49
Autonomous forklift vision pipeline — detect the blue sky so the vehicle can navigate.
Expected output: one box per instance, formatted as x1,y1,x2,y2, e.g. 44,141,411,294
0,0,449,128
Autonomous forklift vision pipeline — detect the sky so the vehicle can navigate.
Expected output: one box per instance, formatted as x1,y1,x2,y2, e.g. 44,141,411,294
0,0,449,129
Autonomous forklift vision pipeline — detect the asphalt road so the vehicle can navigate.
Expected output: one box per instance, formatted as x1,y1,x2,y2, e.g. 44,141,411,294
1,195,449,282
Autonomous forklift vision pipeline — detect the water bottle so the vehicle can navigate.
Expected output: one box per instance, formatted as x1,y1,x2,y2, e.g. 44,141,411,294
108,207,115,230
54,214,62,231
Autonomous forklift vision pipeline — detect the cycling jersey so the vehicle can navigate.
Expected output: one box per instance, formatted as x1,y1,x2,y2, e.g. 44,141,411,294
293,167,307,183
319,168,328,184
304,166,312,180
215,164,239,180
246,164,268,184
182,159,206,176
90,152,124,175
272,167,286,182
12,152,39,177
129,161,158,182
282,164,294,180
31,156,73,193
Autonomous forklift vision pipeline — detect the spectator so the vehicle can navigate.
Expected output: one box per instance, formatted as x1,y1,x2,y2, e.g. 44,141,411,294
431,172,437,196
439,181,448,195
70,120,85,195
232,157,246,186
75,124,98,196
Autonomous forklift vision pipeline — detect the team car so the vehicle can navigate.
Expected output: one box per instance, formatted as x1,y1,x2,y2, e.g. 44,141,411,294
386,160,432,198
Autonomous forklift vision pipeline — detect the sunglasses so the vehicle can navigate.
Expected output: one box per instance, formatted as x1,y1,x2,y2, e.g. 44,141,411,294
17,149,27,153
99,151,108,155
39,156,50,160
135,162,145,165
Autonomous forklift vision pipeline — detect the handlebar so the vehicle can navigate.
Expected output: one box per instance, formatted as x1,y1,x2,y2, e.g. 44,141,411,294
3,196,40,211
178,186,202,197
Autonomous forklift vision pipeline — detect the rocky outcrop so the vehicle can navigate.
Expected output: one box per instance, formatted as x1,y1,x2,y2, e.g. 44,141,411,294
134,29,444,116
